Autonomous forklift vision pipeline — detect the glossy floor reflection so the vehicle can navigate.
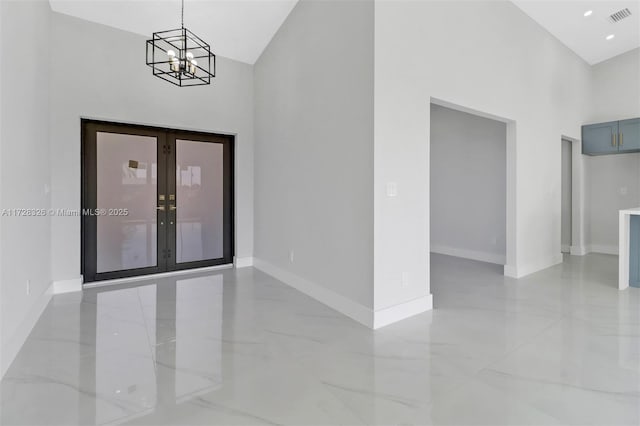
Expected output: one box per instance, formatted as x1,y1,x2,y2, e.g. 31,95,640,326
1,254,639,425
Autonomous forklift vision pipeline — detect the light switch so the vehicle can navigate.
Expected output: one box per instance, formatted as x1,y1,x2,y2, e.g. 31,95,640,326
386,182,398,197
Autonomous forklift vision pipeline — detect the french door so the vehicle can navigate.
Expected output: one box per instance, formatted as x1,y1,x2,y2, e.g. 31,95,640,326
81,120,233,282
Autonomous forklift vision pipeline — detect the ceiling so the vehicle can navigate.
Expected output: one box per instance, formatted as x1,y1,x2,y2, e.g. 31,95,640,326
50,1,639,66
512,0,640,65
49,0,299,64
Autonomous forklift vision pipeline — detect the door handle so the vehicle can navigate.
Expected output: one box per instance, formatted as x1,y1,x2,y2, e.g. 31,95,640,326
157,205,165,211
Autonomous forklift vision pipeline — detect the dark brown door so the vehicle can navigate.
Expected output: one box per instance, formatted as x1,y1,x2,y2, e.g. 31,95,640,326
82,120,233,282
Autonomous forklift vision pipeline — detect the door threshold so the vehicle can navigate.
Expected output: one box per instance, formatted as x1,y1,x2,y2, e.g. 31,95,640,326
83,264,234,289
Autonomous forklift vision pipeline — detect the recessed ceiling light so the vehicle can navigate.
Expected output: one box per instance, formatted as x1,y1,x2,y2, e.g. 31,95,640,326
606,34,615,40
584,10,593,17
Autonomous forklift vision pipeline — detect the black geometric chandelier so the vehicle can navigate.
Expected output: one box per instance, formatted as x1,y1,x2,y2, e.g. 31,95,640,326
146,0,216,87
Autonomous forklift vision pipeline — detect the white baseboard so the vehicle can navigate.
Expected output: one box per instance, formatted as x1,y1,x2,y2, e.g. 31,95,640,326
430,245,505,265
588,244,618,255
373,295,433,330
253,258,433,330
1,282,54,378
235,256,254,268
503,253,563,279
253,258,374,328
570,245,587,256
570,244,619,256
503,264,518,278
53,277,82,294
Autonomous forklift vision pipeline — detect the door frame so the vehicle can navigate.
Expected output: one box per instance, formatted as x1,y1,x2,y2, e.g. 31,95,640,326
560,138,573,254
429,97,515,274
81,119,235,282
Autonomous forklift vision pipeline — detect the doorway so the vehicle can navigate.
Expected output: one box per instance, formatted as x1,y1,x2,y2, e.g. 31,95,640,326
81,120,234,282
561,138,572,253
429,103,507,265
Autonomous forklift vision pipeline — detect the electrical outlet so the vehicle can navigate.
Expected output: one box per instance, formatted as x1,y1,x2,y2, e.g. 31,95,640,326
26,279,31,296
289,250,295,263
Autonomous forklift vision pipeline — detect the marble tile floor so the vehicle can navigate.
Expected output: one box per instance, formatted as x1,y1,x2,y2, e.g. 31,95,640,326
1,253,639,425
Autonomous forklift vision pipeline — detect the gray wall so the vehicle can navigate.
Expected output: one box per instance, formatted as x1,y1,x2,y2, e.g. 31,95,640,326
373,1,592,309
587,48,640,254
590,48,640,123
0,0,3,375
0,0,52,375
430,104,506,264
253,0,374,308
49,12,255,283
586,154,640,253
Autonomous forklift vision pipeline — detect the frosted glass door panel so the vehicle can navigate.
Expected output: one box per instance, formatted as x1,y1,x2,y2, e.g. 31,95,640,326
96,132,157,273
175,140,224,263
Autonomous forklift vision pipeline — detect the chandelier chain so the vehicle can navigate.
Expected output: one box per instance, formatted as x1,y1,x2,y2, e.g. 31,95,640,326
181,0,184,28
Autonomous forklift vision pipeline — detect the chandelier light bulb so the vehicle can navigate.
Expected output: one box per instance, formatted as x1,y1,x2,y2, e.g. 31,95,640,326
186,52,194,60
167,50,176,58
191,60,197,66
170,57,179,72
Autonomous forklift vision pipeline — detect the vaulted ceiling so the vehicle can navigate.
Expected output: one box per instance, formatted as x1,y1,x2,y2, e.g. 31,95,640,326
49,0,299,64
512,0,640,64
50,1,640,66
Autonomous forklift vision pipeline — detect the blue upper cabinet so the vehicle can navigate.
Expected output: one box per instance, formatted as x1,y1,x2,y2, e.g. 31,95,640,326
582,121,619,155
618,118,640,153
582,118,640,156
